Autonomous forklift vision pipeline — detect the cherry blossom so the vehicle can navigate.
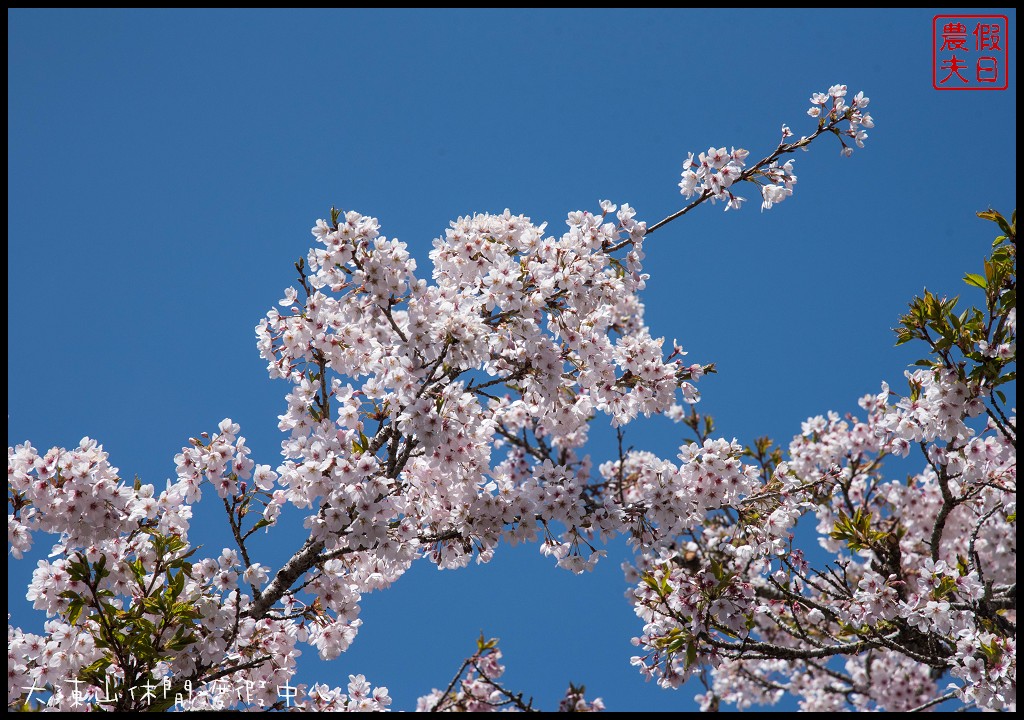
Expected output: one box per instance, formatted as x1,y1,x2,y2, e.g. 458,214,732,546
10,85,1014,713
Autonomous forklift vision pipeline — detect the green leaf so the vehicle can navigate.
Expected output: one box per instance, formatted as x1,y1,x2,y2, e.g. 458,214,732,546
67,599,84,626
685,641,698,669
67,557,90,583
963,273,987,289
172,601,203,620
956,555,970,575
932,575,959,600
665,635,687,654
79,657,113,680
166,632,197,652
476,632,499,651
170,569,185,599
977,208,1014,238
250,518,274,532
129,558,146,583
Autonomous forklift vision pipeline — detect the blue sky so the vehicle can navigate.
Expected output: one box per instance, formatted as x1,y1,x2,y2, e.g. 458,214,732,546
7,8,1017,711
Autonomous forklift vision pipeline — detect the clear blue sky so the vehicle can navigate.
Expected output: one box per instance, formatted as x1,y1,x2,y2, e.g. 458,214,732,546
7,8,1017,711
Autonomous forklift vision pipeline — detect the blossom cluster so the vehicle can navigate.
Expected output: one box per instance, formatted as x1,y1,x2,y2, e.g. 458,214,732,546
627,367,1015,710
8,438,192,561
415,642,604,712
807,84,873,156
251,199,692,583
677,85,872,213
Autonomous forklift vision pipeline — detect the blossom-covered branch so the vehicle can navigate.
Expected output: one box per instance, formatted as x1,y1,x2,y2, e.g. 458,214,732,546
12,86,1011,714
